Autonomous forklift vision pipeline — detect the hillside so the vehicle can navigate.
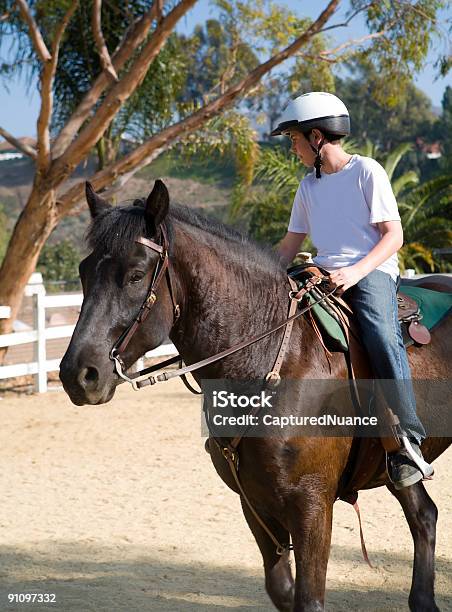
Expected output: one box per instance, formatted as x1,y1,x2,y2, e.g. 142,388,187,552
0,152,235,252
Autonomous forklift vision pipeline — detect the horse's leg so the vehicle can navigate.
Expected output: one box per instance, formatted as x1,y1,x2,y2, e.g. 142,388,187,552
289,491,334,612
240,498,294,611
387,481,439,612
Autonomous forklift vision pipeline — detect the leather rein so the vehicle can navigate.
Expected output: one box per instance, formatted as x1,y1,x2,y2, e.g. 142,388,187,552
109,222,338,392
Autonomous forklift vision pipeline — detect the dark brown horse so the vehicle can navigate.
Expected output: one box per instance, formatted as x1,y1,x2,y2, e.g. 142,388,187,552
60,180,451,611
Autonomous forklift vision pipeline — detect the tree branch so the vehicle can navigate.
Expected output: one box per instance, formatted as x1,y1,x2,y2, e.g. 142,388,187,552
36,2,79,172
321,29,388,56
156,0,163,22
100,148,163,200
49,0,197,186
297,28,389,63
92,0,118,81
0,127,37,159
14,0,51,62
56,0,340,214
52,1,160,158
318,2,373,33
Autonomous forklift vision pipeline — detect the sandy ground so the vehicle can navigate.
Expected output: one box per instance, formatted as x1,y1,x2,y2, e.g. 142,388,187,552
0,380,450,612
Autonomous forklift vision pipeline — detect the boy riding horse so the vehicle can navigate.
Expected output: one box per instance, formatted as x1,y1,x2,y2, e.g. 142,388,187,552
274,91,433,489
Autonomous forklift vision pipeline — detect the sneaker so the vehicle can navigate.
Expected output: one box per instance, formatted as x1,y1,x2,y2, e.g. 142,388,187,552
387,442,434,490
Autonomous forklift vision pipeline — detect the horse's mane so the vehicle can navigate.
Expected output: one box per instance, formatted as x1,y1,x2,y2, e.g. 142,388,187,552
86,202,285,274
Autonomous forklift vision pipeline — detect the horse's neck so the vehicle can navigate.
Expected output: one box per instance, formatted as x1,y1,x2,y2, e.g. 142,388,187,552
170,222,290,368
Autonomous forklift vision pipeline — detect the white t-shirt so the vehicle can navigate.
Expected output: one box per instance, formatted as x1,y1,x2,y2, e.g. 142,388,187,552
288,154,400,281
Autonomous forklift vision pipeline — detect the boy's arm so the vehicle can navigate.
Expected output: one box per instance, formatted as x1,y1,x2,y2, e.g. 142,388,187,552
277,231,307,266
330,220,403,291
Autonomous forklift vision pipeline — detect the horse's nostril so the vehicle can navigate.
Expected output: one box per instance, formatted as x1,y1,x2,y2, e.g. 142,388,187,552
77,365,99,390
85,368,99,382
84,366,99,383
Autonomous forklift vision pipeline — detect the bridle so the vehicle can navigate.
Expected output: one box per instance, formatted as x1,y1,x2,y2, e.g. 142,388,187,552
109,223,181,388
109,221,339,392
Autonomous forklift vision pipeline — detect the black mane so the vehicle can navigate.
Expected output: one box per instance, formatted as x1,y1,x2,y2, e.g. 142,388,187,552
86,202,284,273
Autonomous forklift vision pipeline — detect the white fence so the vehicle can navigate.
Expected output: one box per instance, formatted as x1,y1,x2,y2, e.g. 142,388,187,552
0,282,176,393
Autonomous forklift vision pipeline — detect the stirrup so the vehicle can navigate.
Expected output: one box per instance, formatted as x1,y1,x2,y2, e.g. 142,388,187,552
400,435,434,479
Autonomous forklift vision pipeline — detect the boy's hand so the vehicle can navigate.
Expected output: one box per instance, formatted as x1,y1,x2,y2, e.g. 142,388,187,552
329,264,366,292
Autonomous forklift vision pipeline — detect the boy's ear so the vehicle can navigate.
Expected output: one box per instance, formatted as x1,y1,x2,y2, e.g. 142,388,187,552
85,182,111,218
310,128,325,145
145,180,169,233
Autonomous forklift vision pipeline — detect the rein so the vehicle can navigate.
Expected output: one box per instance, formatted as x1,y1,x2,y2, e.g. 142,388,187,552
109,222,338,391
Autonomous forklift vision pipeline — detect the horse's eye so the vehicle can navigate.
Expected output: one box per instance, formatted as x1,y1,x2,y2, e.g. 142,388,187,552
129,272,145,284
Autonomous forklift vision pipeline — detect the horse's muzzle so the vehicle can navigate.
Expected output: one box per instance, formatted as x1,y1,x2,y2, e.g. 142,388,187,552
59,353,117,405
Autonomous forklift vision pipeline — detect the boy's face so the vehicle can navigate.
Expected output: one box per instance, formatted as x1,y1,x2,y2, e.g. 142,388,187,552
285,130,316,167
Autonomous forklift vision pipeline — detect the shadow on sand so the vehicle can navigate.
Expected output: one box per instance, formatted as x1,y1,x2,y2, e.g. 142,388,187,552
0,542,450,611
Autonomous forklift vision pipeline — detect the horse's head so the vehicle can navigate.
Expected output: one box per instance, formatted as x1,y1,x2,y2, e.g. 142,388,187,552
60,179,177,405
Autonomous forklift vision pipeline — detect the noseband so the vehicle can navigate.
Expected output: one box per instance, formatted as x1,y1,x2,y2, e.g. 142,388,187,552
110,223,180,386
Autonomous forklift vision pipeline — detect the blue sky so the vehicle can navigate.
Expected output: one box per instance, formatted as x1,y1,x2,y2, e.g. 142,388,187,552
1,0,450,138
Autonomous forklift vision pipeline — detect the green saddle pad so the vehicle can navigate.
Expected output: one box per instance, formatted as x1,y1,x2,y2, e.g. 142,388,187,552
306,293,349,352
399,286,452,330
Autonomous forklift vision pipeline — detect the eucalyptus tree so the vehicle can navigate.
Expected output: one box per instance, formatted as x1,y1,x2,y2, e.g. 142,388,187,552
0,0,447,341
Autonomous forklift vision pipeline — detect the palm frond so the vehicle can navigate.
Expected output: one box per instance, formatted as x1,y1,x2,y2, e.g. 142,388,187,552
398,242,436,273
254,147,303,196
350,138,379,159
392,171,419,198
404,217,452,248
384,143,412,181
403,174,452,228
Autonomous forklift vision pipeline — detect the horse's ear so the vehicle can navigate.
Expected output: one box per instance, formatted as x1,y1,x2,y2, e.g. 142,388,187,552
145,179,169,233
85,182,111,218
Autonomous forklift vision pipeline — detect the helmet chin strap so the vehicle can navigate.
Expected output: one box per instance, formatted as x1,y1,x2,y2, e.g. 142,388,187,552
310,137,325,178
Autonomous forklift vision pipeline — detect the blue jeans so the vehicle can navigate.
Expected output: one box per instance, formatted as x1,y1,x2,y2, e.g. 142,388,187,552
345,269,426,443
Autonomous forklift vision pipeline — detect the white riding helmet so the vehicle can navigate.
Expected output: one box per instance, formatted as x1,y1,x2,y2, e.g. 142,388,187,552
271,92,350,137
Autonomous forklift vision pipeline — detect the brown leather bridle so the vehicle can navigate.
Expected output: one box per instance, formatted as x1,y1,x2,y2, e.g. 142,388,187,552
109,223,181,388
109,222,341,392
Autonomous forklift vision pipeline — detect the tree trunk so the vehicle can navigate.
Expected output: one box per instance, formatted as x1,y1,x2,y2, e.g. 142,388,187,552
0,186,58,359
